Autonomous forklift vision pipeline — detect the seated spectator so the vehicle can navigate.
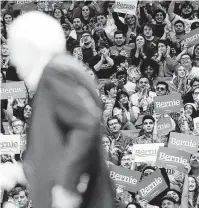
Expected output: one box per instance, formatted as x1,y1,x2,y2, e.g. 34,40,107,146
141,23,160,59
61,23,76,54
52,8,64,24
113,90,136,129
110,30,133,65
152,9,167,38
96,12,117,41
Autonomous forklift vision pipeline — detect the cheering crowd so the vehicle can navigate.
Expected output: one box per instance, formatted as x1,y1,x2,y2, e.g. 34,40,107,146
1,0,199,208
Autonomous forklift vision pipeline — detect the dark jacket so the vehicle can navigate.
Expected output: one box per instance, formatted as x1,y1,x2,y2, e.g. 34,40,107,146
24,54,115,208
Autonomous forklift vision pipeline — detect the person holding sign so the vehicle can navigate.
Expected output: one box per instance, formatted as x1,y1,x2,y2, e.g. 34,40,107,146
8,11,115,208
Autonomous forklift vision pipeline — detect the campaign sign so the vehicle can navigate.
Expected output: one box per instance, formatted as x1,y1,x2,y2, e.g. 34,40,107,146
168,132,198,154
183,28,199,48
138,169,168,202
154,93,182,114
1,81,26,100
0,135,21,154
193,117,199,130
20,134,27,152
109,164,141,193
121,129,140,144
155,147,191,173
113,0,138,15
157,117,173,136
128,143,164,162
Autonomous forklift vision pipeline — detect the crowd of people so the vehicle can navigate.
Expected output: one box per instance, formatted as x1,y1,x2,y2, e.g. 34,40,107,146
1,0,199,208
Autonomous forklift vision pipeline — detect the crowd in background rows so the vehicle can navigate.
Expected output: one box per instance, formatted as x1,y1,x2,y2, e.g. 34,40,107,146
1,1,199,208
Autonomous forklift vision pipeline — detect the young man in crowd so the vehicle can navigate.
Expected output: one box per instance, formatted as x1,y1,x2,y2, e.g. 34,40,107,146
70,17,83,42
110,30,133,65
11,187,29,208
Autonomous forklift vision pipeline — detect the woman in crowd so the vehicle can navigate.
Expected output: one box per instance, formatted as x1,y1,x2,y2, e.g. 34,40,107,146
2,12,13,31
131,35,147,67
170,65,188,94
192,44,199,67
113,90,136,130
80,5,94,31
190,152,199,183
52,8,64,24
153,39,176,77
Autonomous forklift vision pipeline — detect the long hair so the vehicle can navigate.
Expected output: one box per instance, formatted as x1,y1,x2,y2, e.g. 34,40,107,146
188,175,199,207
113,90,130,111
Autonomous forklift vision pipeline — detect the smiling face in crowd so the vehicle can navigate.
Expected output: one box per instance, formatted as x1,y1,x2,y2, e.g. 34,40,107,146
125,15,136,26
114,33,125,47
12,120,24,134
182,4,193,16
184,104,194,116
4,14,13,25
188,176,197,192
190,152,199,168
119,93,129,105
143,119,154,133
108,86,117,98
102,135,110,148
181,54,191,66
177,66,186,78
155,12,164,23
167,191,180,203
108,118,121,133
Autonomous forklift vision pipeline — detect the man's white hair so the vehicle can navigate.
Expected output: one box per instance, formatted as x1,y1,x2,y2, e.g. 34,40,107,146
8,11,65,54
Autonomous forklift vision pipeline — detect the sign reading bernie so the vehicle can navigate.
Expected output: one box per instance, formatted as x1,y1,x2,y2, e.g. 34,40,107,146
154,93,182,114
109,164,141,193
155,147,191,173
1,81,26,100
168,132,199,154
113,0,138,15
138,169,168,202
183,28,199,48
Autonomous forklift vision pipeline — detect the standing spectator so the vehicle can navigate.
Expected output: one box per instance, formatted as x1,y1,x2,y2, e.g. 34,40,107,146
80,5,94,31
1,43,10,74
52,8,64,24
152,9,166,38
96,12,117,41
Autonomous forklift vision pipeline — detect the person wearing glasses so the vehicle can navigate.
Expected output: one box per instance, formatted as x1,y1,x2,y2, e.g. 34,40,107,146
9,119,25,135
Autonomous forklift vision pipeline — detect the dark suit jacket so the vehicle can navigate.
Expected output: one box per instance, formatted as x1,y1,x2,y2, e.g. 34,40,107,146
24,54,115,208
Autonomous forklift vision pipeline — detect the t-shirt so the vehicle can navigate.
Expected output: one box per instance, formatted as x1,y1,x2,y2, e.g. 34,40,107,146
170,14,199,34
89,55,116,79
145,36,160,59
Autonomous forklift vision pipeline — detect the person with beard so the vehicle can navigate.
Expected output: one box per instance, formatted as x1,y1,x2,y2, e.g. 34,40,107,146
106,116,133,157
61,23,76,54
96,12,117,42
173,20,185,49
70,17,83,42
152,9,167,38
168,1,199,34
120,153,135,170
76,31,97,65
110,30,133,65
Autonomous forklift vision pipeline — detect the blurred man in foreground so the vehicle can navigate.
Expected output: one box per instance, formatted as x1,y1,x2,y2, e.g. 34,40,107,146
8,11,115,208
